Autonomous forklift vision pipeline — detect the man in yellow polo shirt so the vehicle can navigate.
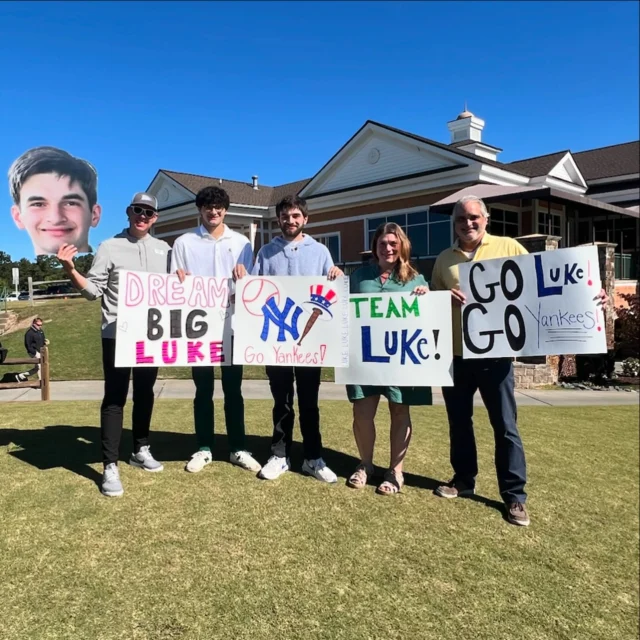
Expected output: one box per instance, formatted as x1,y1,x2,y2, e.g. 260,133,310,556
431,195,530,527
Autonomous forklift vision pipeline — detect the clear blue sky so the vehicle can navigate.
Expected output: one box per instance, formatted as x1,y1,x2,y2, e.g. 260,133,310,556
1,0,638,260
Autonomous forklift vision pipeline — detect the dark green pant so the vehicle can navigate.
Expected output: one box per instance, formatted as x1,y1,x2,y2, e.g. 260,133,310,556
192,365,245,453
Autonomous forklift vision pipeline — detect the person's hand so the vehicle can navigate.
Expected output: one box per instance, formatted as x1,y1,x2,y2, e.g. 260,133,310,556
595,288,609,306
450,288,467,306
232,264,247,281
412,285,429,296
57,244,78,272
327,266,343,281
175,269,191,284
44,339,50,346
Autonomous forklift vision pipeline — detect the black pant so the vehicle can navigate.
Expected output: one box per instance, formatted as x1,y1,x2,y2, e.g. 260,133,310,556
265,366,322,460
442,357,527,503
101,338,158,465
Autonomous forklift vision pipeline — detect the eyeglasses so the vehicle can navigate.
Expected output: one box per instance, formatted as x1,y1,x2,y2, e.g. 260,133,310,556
131,206,157,218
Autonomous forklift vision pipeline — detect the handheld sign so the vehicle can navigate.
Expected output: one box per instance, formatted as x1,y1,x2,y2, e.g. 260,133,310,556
335,291,454,386
233,276,350,367
115,270,232,367
459,246,607,358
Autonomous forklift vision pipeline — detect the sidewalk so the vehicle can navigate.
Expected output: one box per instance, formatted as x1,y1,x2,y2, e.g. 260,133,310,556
0,379,638,406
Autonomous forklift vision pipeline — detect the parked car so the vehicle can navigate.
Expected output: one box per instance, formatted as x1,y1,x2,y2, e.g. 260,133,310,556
18,292,30,301
4,293,19,302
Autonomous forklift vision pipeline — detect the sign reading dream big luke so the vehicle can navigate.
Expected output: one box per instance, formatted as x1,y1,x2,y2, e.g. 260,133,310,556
115,271,232,367
335,291,454,387
233,276,350,367
459,245,607,358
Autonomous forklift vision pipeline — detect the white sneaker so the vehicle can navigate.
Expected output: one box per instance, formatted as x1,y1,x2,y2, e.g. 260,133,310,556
258,455,290,480
129,445,164,472
230,450,262,472
302,458,338,484
185,450,213,473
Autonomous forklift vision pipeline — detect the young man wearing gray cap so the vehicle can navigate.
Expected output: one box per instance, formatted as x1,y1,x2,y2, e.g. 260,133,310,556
57,193,171,497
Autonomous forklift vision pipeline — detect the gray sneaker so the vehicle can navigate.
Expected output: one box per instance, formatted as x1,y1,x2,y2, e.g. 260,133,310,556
129,445,164,472
101,463,124,497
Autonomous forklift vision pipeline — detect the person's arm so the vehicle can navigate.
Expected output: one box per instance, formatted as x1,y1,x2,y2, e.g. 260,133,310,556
232,240,254,281
411,273,430,295
25,330,36,357
57,242,110,300
251,248,265,276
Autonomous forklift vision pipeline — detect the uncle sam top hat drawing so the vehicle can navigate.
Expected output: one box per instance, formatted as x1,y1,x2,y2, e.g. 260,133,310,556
302,284,337,319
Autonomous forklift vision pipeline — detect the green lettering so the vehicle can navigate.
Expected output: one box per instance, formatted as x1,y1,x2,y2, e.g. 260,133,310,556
386,298,401,318
370,297,384,318
351,297,368,319
401,296,420,317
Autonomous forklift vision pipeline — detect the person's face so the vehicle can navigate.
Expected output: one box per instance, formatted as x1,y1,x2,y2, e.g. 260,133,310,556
34,320,43,330
278,207,307,240
453,201,488,246
127,205,158,237
11,173,101,256
376,233,400,266
199,204,227,232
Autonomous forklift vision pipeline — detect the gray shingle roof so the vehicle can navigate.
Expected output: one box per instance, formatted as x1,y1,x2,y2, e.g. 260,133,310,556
572,141,639,181
503,151,569,178
160,170,310,208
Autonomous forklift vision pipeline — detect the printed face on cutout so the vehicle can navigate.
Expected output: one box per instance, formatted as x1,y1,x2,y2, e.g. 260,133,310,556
278,207,307,240
11,173,101,256
454,200,488,247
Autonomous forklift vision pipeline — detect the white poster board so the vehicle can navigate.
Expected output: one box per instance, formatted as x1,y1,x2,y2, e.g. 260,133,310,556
233,276,350,367
115,270,232,367
459,246,607,358
335,291,454,386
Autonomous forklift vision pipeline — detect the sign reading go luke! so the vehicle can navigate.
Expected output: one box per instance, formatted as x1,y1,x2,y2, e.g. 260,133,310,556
115,270,232,367
233,276,350,367
459,245,607,358
335,291,454,386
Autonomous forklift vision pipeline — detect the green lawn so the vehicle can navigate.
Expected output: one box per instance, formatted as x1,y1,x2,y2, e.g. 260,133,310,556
1,298,334,381
0,402,637,640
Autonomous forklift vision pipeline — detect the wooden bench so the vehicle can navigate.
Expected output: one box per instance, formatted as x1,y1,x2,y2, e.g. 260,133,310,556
0,346,51,400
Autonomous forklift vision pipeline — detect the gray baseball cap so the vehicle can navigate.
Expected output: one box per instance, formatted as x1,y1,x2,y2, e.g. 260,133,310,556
129,192,158,211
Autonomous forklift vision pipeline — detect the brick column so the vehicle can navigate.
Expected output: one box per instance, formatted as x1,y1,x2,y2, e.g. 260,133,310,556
579,241,617,350
515,233,562,253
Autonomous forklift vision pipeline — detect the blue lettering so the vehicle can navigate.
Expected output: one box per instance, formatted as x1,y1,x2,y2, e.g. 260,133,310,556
400,329,421,365
361,326,390,363
535,255,563,298
260,297,302,342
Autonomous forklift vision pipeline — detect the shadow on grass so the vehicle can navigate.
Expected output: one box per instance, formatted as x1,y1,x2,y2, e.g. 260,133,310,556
0,425,506,516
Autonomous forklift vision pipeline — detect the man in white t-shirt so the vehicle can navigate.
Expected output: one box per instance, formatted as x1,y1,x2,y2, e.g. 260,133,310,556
171,186,261,474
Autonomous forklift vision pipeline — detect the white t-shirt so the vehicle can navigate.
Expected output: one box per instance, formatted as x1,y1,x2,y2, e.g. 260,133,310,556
170,224,253,277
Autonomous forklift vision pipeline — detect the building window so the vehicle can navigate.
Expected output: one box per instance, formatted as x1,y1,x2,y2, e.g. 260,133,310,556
366,210,451,257
538,211,563,238
315,233,341,263
489,208,520,238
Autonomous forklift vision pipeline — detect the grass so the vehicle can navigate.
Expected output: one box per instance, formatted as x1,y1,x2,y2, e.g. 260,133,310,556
0,298,334,382
0,401,638,640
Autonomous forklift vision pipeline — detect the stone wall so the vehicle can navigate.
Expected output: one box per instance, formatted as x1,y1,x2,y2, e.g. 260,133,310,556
513,360,559,389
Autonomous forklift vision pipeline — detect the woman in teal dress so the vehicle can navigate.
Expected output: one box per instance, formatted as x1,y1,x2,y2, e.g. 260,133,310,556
346,222,432,495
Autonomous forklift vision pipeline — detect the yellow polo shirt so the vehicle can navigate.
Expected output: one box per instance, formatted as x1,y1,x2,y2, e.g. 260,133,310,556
431,233,528,356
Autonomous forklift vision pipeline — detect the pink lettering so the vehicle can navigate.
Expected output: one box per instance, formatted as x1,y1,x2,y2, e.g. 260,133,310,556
148,274,167,306
125,272,144,307
209,341,225,363
162,340,178,364
167,277,186,305
208,278,230,308
187,341,205,363
188,276,209,308
136,341,154,364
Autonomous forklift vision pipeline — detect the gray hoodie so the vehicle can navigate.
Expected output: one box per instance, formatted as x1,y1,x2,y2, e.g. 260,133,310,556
81,228,171,338
252,234,334,277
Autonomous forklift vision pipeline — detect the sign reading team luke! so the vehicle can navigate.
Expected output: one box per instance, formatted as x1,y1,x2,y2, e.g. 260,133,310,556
335,291,453,386
459,245,607,358
115,270,232,367
233,276,350,367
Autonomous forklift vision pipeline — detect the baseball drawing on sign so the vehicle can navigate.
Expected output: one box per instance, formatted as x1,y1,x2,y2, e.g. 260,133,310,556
234,276,350,368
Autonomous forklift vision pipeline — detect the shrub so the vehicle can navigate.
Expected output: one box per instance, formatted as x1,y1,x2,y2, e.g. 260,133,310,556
615,293,639,358
622,357,640,378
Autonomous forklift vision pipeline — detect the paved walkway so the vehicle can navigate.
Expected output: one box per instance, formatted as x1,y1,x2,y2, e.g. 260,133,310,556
0,379,638,406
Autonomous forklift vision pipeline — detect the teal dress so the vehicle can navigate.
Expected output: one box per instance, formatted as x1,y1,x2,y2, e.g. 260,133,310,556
346,263,433,406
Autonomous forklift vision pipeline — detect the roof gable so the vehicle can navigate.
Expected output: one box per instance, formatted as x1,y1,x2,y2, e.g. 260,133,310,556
300,121,471,198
